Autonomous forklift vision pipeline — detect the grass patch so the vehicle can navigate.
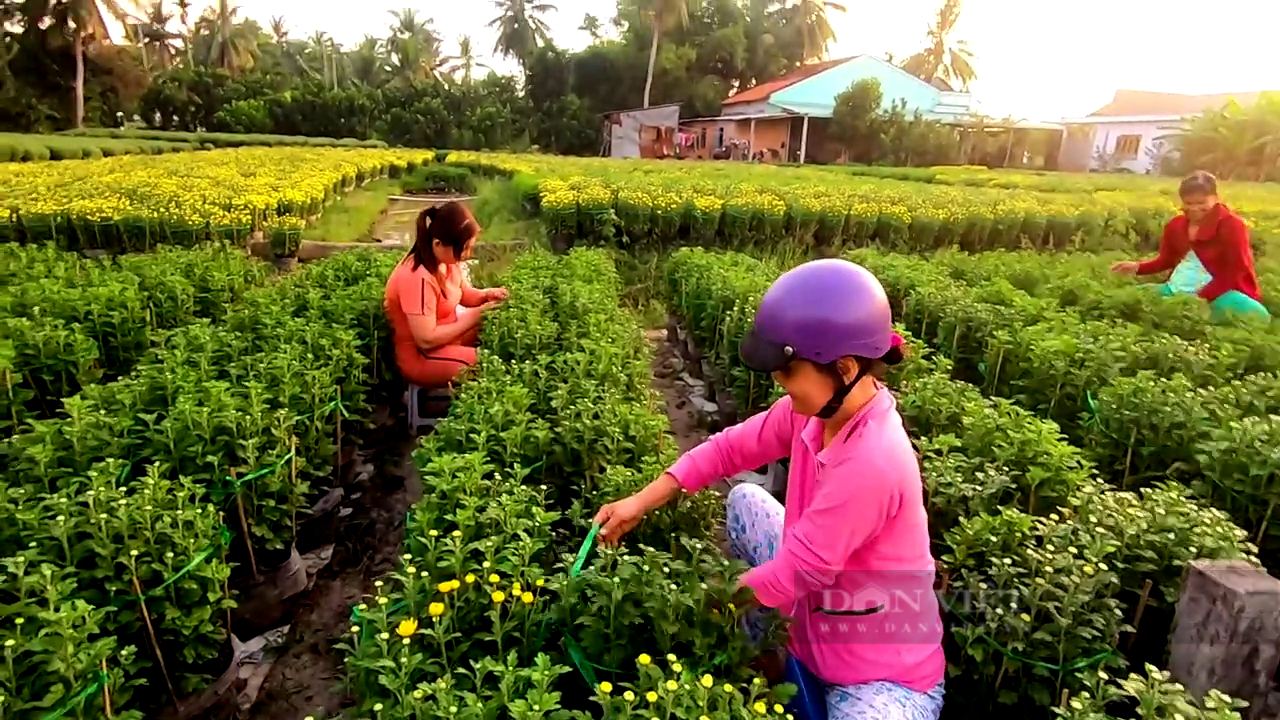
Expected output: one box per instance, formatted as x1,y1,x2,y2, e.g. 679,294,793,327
304,178,400,243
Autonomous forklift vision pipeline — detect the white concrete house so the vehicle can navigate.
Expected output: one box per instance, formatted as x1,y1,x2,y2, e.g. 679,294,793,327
1058,89,1274,173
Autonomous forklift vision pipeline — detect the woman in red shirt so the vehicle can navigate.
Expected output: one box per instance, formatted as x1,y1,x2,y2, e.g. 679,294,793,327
384,201,507,387
1111,171,1268,323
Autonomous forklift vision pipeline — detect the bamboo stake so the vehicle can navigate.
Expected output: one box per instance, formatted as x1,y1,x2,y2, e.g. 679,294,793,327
335,386,343,482
132,575,179,709
1059,689,1070,708
1126,578,1154,650
290,435,299,540
1256,499,1276,546
232,470,259,579
100,658,113,718
219,512,232,631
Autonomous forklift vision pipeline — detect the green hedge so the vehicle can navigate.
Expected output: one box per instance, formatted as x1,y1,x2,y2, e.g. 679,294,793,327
0,132,197,162
60,128,388,149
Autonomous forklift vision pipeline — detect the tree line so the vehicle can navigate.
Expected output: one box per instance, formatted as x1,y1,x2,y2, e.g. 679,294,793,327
0,0,980,156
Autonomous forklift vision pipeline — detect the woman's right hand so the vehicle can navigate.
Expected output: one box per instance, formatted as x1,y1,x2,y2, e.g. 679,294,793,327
479,298,504,313
594,494,650,546
1111,260,1139,275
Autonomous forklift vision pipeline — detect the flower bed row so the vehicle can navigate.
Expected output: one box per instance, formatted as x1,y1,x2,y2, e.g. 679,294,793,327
0,243,272,436
342,248,796,720
812,164,1280,226
841,249,1280,567
664,246,1255,717
0,250,398,718
918,248,1280,339
0,147,435,252
444,152,1185,253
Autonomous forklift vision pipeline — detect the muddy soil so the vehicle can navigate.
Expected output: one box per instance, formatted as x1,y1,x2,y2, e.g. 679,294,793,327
165,406,422,720
243,424,421,720
646,326,708,455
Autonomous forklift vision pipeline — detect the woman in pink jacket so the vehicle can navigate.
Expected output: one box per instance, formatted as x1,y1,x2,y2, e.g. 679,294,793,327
594,259,946,720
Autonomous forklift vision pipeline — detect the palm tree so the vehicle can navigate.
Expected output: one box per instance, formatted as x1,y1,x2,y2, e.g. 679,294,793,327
579,12,602,41
639,0,699,108
24,0,143,127
386,8,444,84
175,0,194,65
782,0,845,62
194,0,257,74
131,1,184,72
268,15,288,45
443,35,489,84
387,8,432,42
348,35,385,86
900,0,976,90
487,0,557,70
307,30,338,89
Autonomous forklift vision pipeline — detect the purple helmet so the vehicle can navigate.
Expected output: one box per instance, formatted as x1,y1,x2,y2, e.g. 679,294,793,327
739,258,895,373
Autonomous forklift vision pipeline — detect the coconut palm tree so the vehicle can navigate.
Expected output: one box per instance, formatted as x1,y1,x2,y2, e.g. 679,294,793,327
387,8,432,43
24,0,143,127
130,1,184,72
579,12,602,41
348,35,385,86
303,31,343,89
901,0,976,90
782,0,845,62
268,15,288,45
194,0,257,74
175,0,193,64
386,8,444,84
487,0,556,70
639,0,701,108
443,35,489,84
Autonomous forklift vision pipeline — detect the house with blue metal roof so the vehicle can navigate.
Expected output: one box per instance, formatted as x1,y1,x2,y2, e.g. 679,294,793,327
680,55,981,163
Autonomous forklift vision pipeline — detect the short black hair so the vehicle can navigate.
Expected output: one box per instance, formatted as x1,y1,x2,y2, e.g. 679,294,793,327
1179,170,1219,198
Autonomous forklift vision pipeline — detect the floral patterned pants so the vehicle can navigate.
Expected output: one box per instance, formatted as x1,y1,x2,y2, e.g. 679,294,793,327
725,483,946,720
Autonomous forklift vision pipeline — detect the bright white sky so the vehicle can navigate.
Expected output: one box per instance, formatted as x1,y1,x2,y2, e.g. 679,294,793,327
210,0,1279,121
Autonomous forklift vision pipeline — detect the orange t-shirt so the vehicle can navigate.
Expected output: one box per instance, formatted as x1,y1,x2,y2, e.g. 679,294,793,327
385,258,464,352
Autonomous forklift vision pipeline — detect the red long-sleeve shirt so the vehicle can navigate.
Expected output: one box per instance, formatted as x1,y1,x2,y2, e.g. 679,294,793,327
1137,204,1261,302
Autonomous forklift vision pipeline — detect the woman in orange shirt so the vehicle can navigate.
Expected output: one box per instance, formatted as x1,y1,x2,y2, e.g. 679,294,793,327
384,201,507,387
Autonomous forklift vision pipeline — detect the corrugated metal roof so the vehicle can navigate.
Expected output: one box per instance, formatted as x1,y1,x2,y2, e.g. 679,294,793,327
601,102,684,117
1087,89,1277,117
723,57,853,106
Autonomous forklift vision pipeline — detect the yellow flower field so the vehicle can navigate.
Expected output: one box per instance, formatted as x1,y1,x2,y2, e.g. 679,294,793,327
0,146,434,250
445,152,1280,251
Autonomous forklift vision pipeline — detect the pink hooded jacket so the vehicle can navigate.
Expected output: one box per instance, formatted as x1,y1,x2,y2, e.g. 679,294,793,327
667,387,945,691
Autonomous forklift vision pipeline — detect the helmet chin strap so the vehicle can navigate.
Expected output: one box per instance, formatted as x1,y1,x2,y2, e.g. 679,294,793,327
815,365,869,420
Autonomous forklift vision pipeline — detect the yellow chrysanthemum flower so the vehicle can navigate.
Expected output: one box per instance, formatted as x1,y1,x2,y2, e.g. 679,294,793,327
637,654,652,666
645,691,658,703
396,618,418,637
598,682,613,694
428,602,445,617
491,591,506,603
700,674,714,688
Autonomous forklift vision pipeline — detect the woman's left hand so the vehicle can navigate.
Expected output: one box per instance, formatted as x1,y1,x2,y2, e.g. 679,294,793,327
487,287,509,302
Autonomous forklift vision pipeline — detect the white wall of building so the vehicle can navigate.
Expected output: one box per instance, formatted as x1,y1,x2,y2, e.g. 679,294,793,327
609,105,681,158
1071,119,1188,173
